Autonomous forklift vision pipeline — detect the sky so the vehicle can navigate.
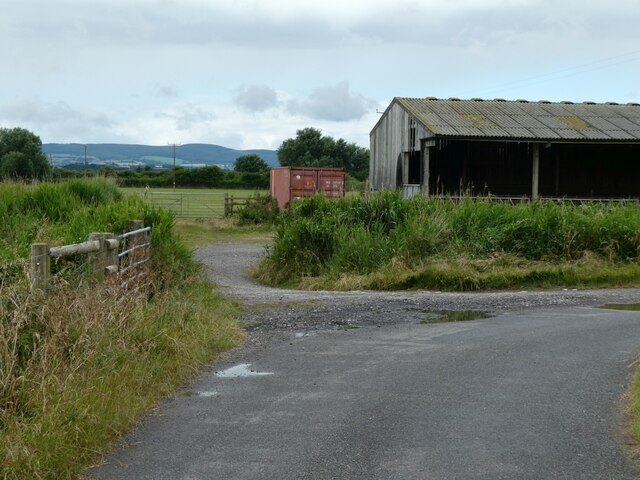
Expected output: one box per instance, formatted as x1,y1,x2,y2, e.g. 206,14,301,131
0,0,639,150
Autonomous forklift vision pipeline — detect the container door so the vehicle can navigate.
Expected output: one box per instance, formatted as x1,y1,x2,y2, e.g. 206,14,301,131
317,170,345,198
290,169,317,201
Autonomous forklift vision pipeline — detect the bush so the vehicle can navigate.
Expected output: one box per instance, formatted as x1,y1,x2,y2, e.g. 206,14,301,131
255,193,640,288
236,195,279,225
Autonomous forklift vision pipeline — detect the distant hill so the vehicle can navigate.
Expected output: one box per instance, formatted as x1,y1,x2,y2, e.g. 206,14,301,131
42,143,279,169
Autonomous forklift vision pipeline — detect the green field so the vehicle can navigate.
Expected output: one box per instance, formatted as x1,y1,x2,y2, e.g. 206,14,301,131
121,187,270,219
121,186,268,196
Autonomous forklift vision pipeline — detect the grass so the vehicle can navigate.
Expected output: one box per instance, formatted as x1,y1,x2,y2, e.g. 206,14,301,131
0,178,243,479
253,193,640,291
173,218,272,248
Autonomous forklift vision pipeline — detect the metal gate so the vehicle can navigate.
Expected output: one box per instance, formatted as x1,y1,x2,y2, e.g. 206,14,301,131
142,192,226,218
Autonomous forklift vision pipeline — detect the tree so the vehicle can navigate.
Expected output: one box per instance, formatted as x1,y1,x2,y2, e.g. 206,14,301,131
277,127,369,181
234,154,269,173
0,127,51,180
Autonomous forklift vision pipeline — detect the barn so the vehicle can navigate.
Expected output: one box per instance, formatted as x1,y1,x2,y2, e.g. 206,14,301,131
369,97,640,199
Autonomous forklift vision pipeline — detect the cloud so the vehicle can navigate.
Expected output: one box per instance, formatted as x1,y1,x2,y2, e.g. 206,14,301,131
0,98,114,142
156,85,179,98
234,85,279,112
153,104,215,131
287,81,377,122
7,0,638,53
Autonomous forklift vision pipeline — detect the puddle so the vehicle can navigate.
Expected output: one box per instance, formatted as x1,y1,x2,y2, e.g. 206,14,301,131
415,309,493,324
197,390,218,398
337,324,360,331
216,363,273,378
598,303,640,311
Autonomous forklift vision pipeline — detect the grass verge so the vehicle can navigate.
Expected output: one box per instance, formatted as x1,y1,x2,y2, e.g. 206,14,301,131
0,179,243,479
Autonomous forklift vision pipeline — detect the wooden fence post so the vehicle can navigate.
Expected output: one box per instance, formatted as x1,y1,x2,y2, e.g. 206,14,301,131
224,193,230,217
88,233,114,280
129,220,144,231
31,243,50,291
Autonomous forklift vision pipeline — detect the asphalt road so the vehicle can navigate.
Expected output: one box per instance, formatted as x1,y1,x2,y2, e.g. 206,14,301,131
86,244,640,480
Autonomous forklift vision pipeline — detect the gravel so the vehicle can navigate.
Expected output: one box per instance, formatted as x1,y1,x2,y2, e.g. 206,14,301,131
194,242,640,333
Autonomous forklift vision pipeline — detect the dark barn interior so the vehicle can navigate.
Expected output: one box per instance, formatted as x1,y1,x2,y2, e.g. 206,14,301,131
428,140,640,198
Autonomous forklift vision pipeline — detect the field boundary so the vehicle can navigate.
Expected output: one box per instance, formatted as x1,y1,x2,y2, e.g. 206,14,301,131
141,191,256,218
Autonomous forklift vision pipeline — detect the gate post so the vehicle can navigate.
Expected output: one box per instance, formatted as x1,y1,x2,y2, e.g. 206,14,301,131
88,233,114,280
30,243,51,291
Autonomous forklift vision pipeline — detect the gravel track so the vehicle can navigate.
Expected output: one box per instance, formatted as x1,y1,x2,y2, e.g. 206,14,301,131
194,242,640,332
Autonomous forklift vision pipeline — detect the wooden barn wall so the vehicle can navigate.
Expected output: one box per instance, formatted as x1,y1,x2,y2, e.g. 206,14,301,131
369,102,430,190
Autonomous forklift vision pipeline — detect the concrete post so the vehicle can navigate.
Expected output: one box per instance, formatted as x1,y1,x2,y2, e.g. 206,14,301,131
30,243,50,291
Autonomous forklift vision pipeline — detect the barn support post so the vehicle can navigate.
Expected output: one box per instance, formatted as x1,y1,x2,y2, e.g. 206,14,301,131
422,145,430,196
532,143,540,200
402,152,410,185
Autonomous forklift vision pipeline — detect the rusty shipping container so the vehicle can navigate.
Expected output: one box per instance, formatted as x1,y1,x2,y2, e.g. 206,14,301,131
270,167,345,209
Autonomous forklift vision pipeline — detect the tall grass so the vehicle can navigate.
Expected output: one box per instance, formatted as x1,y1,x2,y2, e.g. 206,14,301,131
254,193,640,290
0,179,242,479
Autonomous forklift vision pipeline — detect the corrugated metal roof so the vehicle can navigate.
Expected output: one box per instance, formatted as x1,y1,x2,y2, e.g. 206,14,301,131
395,97,640,142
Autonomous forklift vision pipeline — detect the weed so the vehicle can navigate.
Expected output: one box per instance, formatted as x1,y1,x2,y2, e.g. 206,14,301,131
254,193,640,290
236,195,279,226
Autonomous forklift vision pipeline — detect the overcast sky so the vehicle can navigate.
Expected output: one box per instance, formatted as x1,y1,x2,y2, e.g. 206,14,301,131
1,0,639,150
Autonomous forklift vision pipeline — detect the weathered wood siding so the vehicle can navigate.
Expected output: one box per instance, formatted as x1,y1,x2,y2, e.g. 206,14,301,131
369,101,430,190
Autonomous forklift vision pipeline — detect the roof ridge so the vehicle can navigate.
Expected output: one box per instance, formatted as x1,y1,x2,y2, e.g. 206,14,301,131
396,96,639,106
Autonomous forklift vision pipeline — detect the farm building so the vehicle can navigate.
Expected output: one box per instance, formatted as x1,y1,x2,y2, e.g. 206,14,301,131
369,97,640,199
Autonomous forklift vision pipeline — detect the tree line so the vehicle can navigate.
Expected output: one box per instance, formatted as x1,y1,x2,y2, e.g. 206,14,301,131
1,126,370,187
54,162,270,189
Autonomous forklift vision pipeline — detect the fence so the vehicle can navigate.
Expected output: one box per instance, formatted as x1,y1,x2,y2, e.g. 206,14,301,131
141,191,256,218
427,195,640,205
30,220,152,301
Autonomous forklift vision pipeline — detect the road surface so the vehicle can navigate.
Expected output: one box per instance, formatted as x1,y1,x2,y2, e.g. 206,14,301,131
86,243,640,479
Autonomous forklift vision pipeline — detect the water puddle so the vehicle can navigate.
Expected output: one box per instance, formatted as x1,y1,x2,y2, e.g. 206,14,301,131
408,308,493,324
197,390,218,398
216,363,273,378
598,303,640,311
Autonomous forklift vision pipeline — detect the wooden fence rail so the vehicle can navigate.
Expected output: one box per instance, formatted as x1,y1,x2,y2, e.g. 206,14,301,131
30,220,151,293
